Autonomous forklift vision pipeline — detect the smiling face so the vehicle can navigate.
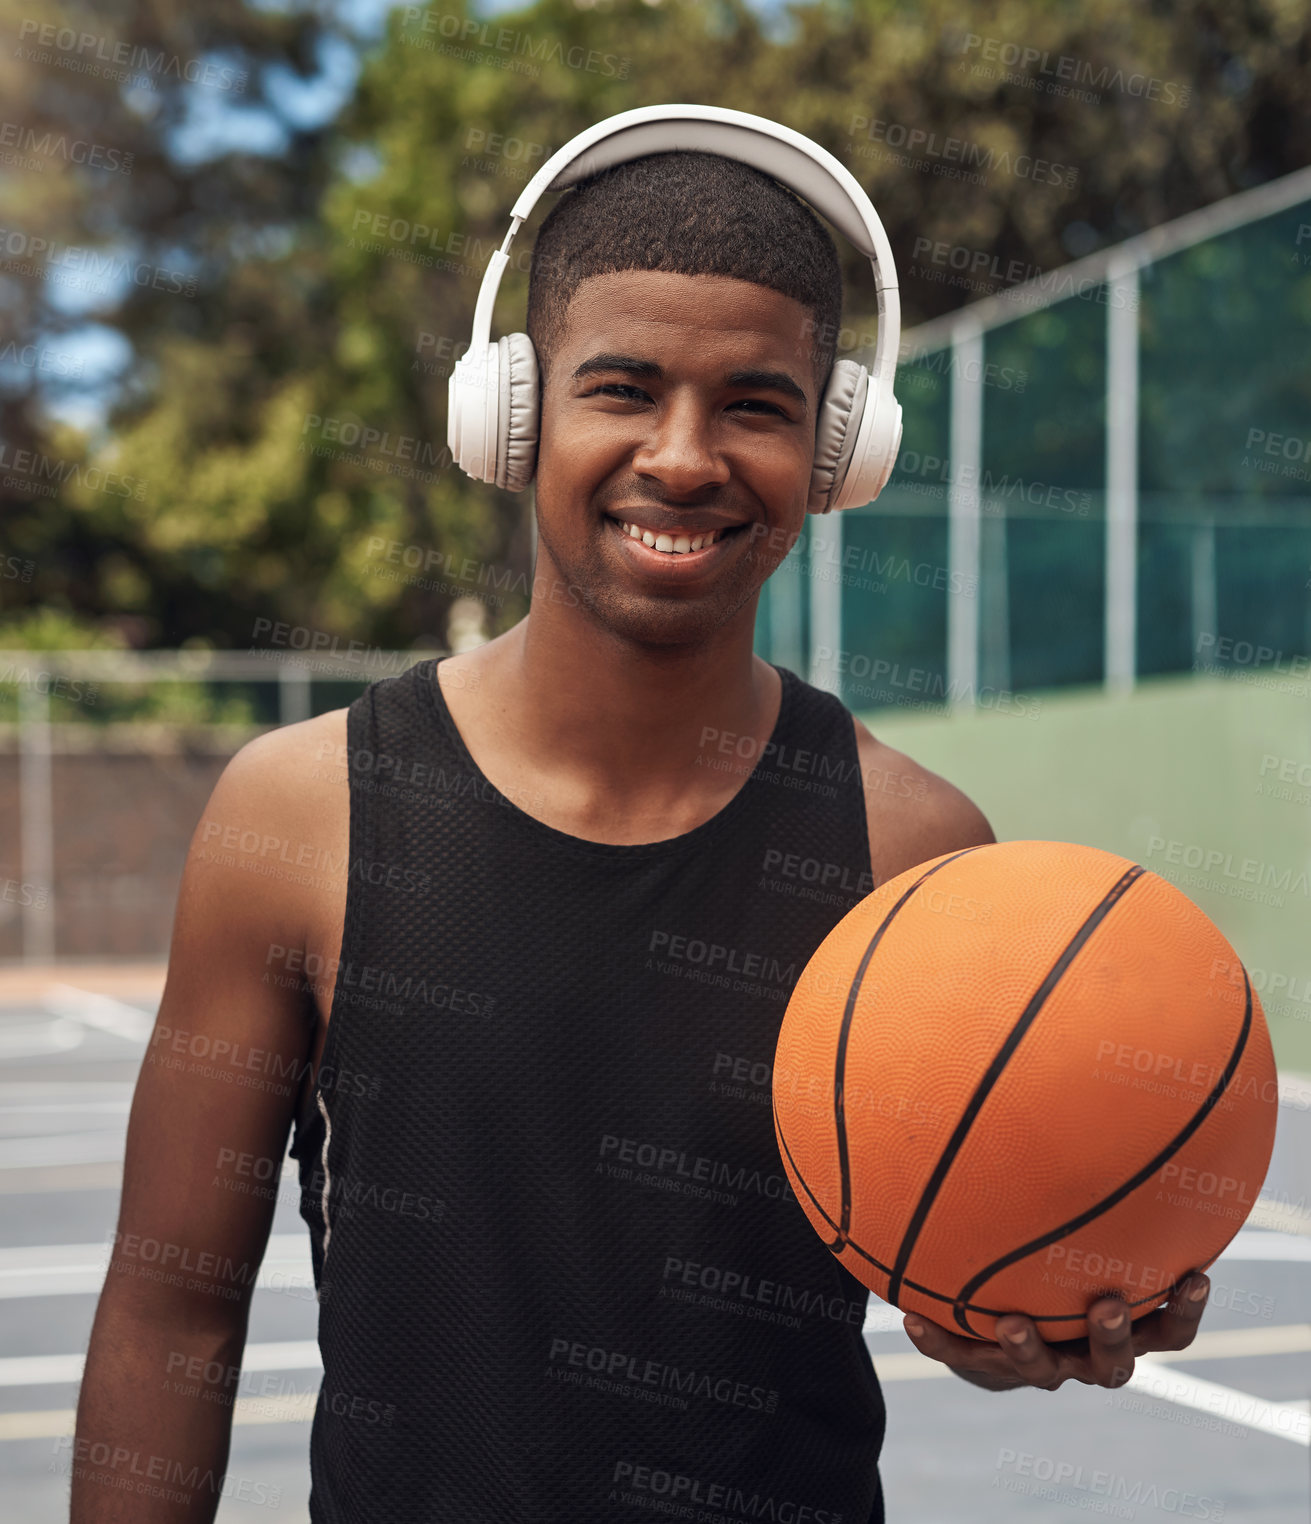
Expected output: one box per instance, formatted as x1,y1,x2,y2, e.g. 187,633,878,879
531,269,821,649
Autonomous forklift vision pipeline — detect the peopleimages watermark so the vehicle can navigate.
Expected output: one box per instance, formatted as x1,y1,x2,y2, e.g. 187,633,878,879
647,927,796,1004
249,615,419,681
0,441,147,501
660,1253,868,1332
197,818,430,897
0,226,196,298
748,521,979,598
814,646,1043,719
1210,954,1311,1026
1192,632,1311,695
1,876,51,911
0,120,133,174
412,329,468,377
0,658,99,706
847,113,1078,189
598,1132,796,1210
955,33,1191,109
267,943,496,1018
363,536,511,608
908,235,1139,310
0,338,84,377
1255,752,1311,809
899,339,1028,394
993,1448,1222,1519
1107,1368,1296,1442
14,20,249,93
460,126,549,181
547,1335,778,1416
49,1438,278,1509
1145,834,1309,904
608,1459,842,1522
161,1350,395,1425
1241,425,1311,482
842,448,1090,517
300,411,451,484
400,9,630,79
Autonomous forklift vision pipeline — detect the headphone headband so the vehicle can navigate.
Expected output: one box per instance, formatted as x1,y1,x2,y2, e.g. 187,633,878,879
449,103,904,513
471,103,900,395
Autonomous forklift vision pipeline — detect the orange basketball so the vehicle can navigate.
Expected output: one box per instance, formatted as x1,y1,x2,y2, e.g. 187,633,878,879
772,839,1279,1343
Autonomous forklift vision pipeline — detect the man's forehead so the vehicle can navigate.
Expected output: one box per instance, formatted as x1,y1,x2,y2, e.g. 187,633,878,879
558,269,814,357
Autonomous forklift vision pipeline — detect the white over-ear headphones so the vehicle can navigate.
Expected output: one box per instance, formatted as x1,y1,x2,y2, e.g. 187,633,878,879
447,103,902,515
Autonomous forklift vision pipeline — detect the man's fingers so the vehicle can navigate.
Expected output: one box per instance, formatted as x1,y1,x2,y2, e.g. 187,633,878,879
993,1314,1064,1388
1137,1273,1210,1353
904,1314,1011,1376
1086,1297,1135,1387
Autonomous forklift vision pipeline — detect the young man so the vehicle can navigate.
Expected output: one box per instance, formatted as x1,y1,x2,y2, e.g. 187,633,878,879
75,147,1209,1522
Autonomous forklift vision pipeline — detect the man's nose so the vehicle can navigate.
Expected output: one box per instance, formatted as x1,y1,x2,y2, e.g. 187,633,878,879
630,394,732,495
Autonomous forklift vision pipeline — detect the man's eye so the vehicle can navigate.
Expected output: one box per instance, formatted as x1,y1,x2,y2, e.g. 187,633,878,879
583,387,788,417
587,383,650,402
729,399,787,416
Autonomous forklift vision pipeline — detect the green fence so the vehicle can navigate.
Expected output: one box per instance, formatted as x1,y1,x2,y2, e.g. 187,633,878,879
756,167,1311,712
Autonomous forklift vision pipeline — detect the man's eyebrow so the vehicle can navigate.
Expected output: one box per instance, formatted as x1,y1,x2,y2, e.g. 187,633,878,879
571,353,664,382
725,368,808,413
571,354,808,413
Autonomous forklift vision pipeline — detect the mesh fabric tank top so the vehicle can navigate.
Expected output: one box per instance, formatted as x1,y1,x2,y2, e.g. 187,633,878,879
288,656,887,1522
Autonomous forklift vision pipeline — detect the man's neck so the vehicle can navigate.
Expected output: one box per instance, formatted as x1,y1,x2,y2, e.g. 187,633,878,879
439,591,783,841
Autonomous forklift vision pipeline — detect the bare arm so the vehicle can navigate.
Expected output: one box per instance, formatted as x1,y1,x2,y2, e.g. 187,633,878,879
71,714,345,1521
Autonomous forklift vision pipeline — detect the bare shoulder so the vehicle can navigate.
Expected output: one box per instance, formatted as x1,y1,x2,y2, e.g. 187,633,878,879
215,706,348,810
183,707,351,943
216,701,347,798
851,713,995,885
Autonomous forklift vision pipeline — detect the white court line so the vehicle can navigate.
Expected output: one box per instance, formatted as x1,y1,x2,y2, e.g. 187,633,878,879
0,1340,322,1388
0,1322,1304,1397
1123,1365,1310,1446
0,1391,321,1440
39,985,154,1042
0,1131,130,1170
0,1234,312,1299
0,1327,1306,1439
0,1226,1303,1302
0,1016,84,1060
1215,1229,1311,1260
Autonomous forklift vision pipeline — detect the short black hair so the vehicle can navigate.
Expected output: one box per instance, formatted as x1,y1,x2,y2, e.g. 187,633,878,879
525,149,843,390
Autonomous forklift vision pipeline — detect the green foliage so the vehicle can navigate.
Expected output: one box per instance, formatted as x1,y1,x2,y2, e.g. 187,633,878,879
1,0,1308,654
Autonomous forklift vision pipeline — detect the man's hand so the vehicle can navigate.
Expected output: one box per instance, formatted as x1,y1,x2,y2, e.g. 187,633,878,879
901,1273,1211,1391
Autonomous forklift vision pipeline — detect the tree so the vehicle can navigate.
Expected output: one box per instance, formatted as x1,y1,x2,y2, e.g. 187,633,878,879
2,0,1307,653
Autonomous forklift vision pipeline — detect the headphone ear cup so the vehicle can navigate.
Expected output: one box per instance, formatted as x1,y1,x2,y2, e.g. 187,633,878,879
447,340,498,484
807,359,868,515
494,333,540,491
831,390,902,512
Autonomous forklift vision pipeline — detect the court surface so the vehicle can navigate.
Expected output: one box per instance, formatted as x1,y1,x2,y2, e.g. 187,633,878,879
0,972,1306,1523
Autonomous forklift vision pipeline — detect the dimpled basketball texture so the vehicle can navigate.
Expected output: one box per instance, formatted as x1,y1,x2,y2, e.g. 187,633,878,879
772,839,1279,1342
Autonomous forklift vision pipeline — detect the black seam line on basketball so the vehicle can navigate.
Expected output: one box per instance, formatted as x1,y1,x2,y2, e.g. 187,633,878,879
772,1093,850,1253
886,863,1147,1312
832,846,988,1247
950,962,1254,1334
771,1103,1195,1323
802,1209,1182,1321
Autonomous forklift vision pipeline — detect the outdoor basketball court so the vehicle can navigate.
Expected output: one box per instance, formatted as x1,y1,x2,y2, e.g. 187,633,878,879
0,961,1305,1523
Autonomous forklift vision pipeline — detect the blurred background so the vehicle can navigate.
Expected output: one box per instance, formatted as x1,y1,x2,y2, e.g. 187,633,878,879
0,0,1309,1518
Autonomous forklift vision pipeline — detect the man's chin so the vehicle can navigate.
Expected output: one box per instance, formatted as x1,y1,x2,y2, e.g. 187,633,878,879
575,581,753,651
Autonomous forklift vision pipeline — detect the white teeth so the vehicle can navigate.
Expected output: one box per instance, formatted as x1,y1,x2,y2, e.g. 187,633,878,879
619,521,724,554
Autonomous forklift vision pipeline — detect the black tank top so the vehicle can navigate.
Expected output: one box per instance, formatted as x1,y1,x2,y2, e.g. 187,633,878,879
289,656,886,1523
